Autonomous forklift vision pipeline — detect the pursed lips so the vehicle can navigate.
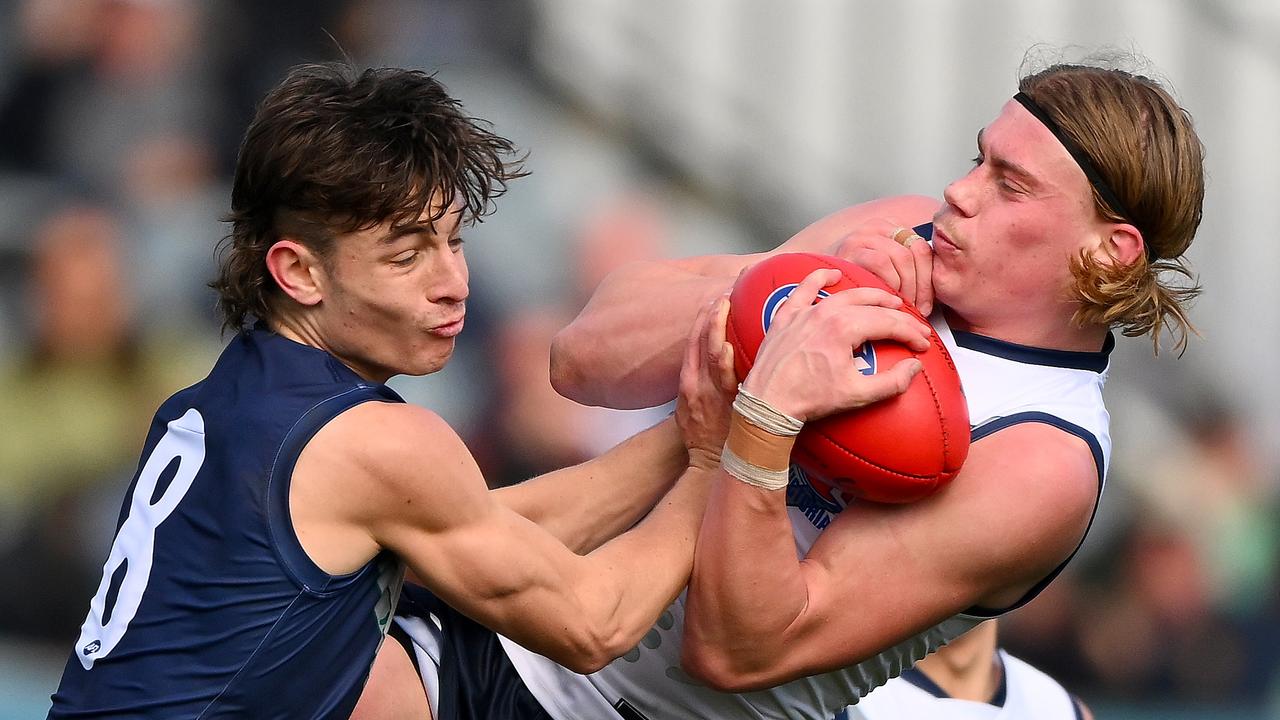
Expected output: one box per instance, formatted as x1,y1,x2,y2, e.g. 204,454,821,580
932,224,961,251
428,314,466,336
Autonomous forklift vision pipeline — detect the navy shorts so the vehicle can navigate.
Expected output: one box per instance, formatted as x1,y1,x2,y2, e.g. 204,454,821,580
391,583,554,720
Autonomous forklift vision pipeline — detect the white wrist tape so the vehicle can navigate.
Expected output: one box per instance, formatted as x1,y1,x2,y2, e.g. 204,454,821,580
721,444,791,491
733,384,804,436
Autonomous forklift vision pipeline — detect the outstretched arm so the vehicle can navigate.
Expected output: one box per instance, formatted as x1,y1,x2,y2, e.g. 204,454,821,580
295,300,736,675
550,254,759,409
551,195,940,409
492,416,686,554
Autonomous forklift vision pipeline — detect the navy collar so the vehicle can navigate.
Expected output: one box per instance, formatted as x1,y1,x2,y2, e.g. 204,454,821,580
900,654,1008,707
913,224,1114,374
899,666,949,699
951,330,1114,373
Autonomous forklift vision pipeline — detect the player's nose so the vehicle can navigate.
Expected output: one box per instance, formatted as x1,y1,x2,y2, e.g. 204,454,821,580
942,171,980,218
430,250,469,303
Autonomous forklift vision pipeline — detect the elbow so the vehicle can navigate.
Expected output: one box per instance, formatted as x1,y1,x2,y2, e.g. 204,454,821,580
548,618,634,675
559,649,615,676
549,325,598,405
680,637,772,693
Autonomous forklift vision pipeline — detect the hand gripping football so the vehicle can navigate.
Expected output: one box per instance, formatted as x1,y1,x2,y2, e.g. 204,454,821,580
725,253,969,503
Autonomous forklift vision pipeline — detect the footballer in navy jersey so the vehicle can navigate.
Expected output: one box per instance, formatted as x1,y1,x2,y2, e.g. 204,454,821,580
48,62,771,718
49,328,405,718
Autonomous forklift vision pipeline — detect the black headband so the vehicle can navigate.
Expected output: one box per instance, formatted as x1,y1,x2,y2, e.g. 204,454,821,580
1013,92,1152,261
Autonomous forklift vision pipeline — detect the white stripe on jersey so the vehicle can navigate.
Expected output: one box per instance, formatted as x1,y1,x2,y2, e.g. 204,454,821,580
503,313,1112,720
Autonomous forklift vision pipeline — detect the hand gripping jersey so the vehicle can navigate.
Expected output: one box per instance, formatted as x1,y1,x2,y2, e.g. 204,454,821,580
48,328,405,719
841,650,1086,720
498,314,1112,720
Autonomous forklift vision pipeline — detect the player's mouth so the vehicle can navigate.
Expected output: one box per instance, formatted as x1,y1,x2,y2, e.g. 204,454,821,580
932,224,960,253
429,315,466,337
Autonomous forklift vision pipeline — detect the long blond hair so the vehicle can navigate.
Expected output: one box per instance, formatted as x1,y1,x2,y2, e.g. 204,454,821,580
1020,60,1204,354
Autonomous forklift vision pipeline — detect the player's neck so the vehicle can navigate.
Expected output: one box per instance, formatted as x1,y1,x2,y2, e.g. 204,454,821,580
918,650,1003,704
914,621,1002,703
943,306,1110,354
267,314,389,384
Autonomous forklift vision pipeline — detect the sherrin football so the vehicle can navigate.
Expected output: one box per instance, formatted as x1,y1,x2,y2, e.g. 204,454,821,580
725,253,969,503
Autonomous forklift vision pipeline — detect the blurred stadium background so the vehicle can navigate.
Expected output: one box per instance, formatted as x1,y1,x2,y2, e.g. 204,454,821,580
1,0,1277,717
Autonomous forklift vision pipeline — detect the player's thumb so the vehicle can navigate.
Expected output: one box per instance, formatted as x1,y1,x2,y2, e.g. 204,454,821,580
856,358,923,406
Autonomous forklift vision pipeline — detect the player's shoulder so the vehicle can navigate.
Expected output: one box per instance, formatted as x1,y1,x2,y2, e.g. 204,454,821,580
974,421,1097,484
328,401,467,465
782,195,939,250
965,422,1097,533
947,424,1098,599
302,401,474,500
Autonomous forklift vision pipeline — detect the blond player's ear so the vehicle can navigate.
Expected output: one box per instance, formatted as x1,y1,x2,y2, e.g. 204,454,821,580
1096,223,1144,268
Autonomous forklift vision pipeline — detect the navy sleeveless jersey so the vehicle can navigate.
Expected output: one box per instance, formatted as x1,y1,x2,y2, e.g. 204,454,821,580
48,328,406,719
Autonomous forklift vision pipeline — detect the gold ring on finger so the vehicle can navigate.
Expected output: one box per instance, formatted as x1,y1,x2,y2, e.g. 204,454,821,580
891,227,920,248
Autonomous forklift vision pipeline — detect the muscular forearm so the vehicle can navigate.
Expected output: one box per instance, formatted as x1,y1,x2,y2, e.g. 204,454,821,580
682,471,812,690
574,463,716,663
551,255,762,409
493,416,686,553
494,463,717,674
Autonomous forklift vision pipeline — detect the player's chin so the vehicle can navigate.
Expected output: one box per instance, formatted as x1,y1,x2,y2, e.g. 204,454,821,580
400,341,455,377
929,265,962,305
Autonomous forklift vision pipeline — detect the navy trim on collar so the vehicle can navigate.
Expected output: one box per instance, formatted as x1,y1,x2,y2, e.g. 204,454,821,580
900,667,950,700
991,652,1008,707
900,658,1008,707
951,330,1114,373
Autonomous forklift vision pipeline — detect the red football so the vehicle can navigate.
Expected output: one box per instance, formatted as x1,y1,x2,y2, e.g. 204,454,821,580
725,252,969,503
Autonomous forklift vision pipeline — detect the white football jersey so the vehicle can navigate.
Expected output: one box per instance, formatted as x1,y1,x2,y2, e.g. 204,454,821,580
843,650,1084,720
500,314,1112,720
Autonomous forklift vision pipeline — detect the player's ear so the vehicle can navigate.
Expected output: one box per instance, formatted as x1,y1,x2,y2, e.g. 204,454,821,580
1091,222,1144,268
265,239,326,307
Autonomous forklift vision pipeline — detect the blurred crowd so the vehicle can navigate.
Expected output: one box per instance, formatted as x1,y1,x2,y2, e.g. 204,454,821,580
0,0,1276,714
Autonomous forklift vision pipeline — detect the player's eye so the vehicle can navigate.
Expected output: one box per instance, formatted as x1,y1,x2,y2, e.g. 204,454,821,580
391,251,417,267
998,176,1025,195
971,153,983,166
448,236,465,252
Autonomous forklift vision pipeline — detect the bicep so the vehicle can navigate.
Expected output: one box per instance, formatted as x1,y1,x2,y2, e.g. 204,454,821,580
306,402,623,665
381,488,586,636
552,257,742,408
355,412,593,641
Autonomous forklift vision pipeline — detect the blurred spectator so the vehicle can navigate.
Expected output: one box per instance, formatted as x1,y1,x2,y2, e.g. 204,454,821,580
1079,522,1250,701
572,192,671,305
0,0,217,193
210,0,357,173
465,191,674,486
0,203,210,643
467,308,595,488
465,305,670,490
